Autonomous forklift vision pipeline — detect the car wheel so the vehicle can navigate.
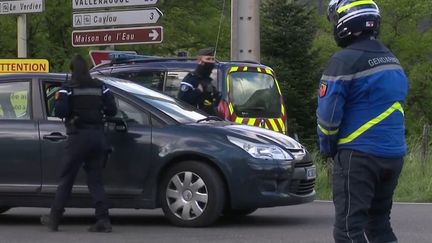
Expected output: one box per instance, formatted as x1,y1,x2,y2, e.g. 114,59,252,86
160,161,225,227
224,208,257,217
0,207,10,214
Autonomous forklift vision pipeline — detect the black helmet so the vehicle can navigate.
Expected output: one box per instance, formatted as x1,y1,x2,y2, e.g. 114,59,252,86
327,0,381,47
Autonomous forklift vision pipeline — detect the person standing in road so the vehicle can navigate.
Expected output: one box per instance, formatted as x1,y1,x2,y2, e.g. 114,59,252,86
41,54,117,232
177,48,221,116
317,1,409,242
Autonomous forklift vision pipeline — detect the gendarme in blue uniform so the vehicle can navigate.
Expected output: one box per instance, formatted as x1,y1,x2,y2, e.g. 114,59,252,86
317,36,409,158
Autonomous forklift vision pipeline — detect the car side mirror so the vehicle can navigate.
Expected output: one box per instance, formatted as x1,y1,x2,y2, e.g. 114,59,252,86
106,117,128,133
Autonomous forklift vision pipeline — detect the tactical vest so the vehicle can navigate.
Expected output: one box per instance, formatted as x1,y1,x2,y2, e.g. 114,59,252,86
71,86,104,125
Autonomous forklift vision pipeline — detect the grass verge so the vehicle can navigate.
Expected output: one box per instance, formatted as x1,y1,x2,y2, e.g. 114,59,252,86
312,137,432,202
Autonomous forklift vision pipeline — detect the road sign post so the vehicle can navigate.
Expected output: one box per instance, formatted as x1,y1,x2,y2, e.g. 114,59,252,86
72,26,163,47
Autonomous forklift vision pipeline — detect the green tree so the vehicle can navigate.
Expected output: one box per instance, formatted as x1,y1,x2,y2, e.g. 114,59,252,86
261,0,320,146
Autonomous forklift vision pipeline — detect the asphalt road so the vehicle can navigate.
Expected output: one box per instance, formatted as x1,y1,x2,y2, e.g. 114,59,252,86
0,201,430,243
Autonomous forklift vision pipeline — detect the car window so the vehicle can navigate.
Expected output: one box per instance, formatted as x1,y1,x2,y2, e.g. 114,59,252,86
43,81,62,117
0,81,31,120
115,97,150,126
113,71,164,91
165,71,189,97
229,72,281,118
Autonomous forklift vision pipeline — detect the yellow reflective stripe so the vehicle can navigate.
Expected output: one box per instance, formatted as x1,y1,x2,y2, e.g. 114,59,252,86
235,117,243,124
257,68,262,72
338,102,404,144
265,68,272,75
229,66,239,73
337,0,375,13
277,118,285,132
281,104,285,115
228,103,234,115
269,119,279,132
243,67,248,71
248,118,256,126
318,124,339,135
227,75,230,92
275,79,282,95
264,123,269,129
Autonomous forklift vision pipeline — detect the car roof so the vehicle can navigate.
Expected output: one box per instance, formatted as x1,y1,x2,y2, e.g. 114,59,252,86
91,57,271,71
0,73,67,81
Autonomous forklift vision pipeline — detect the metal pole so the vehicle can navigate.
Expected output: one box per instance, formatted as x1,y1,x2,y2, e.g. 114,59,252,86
231,0,260,62
17,14,28,58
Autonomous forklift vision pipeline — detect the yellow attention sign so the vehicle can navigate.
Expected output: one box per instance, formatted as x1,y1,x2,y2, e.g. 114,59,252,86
0,59,49,73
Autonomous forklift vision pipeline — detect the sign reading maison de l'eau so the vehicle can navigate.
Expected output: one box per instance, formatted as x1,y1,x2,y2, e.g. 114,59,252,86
0,0,44,15
72,0,158,10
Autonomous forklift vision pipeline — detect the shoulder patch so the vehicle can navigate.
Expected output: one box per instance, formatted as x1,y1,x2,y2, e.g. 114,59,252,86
319,81,328,98
180,84,189,92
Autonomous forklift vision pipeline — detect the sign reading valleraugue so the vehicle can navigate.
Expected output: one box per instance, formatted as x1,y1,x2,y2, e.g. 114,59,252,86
0,0,44,15
72,0,158,9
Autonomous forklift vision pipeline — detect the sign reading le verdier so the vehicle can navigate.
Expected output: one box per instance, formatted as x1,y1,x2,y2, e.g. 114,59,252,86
0,0,44,15
73,0,158,9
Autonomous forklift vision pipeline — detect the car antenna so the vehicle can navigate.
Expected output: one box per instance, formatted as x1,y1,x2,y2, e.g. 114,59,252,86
213,0,227,61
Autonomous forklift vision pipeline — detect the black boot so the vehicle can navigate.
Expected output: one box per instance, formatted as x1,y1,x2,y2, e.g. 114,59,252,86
88,218,112,233
40,210,62,232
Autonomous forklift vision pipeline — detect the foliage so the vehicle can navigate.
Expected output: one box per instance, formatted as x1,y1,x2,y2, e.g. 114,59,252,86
261,0,321,146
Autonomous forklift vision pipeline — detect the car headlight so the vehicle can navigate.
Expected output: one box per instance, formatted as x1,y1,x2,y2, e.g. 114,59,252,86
227,136,294,160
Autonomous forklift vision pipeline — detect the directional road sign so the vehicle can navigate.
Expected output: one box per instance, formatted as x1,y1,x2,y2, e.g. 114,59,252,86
72,26,163,47
0,0,44,15
73,0,158,10
73,8,162,28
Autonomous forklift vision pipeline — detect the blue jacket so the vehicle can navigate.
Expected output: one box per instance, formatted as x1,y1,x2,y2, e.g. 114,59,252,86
317,36,409,158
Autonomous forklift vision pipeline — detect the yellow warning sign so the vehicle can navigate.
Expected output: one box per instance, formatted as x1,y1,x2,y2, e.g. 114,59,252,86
0,59,49,73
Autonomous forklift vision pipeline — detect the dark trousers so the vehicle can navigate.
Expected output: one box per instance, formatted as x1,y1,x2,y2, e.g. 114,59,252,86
332,150,403,243
51,129,109,219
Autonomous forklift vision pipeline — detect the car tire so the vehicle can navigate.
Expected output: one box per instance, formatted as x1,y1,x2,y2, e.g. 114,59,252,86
160,161,225,227
0,207,10,214
223,208,257,217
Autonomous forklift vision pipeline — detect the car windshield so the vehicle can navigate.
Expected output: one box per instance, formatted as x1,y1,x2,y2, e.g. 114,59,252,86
95,75,207,123
229,72,282,118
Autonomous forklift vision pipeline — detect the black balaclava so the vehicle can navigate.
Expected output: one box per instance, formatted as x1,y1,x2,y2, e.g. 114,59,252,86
195,62,214,78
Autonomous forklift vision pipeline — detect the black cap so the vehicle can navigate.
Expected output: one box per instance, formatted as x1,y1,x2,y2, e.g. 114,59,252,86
197,47,214,56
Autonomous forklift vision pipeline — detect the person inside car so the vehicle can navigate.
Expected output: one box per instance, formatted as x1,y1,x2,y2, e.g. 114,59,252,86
177,48,221,116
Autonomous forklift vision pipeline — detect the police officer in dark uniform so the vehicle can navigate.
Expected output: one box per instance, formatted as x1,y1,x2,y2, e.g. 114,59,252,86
41,54,117,232
177,48,221,116
317,1,409,242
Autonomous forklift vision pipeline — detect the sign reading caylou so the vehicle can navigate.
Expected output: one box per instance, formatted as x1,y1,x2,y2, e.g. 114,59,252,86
73,8,162,28
72,0,158,9
0,0,44,15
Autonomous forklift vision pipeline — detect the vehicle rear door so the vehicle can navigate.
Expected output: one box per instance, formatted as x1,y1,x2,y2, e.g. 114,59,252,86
223,65,287,134
0,78,41,193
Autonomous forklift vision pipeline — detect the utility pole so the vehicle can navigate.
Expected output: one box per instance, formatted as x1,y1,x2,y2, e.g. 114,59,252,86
231,0,260,62
17,14,27,58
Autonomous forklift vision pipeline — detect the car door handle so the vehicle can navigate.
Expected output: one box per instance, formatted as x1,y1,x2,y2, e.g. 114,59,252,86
43,132,67,141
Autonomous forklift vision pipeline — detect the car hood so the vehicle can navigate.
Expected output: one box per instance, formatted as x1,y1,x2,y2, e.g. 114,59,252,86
188,122,304,151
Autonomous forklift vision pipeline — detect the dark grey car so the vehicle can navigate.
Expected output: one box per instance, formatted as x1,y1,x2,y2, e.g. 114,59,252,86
0,73,315,227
